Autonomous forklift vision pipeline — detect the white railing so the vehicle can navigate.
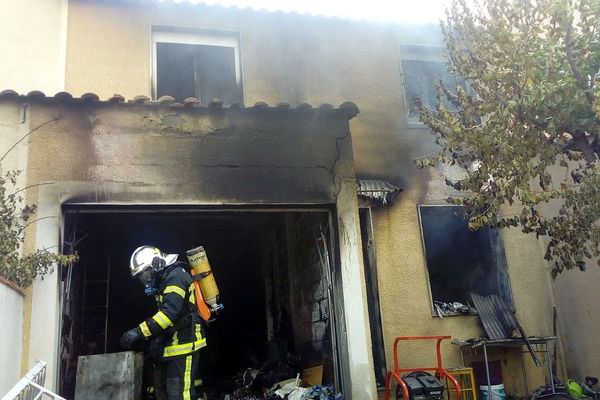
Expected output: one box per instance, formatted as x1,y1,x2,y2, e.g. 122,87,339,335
1,361,65,400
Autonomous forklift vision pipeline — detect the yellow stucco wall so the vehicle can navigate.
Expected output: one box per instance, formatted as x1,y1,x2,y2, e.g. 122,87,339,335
60,1,561,397
64,0,409,181
553,266,600,378
0,0,67,94
371,178,558,398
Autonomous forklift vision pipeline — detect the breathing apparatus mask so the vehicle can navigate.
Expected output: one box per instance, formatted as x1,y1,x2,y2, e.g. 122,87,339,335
129,246,178,296
138,266,160,296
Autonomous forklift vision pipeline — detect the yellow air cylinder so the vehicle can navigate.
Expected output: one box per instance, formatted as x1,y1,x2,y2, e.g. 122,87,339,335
186,246,220,318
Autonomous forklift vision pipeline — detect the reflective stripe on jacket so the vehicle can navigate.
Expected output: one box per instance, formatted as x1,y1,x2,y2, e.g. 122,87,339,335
138,262,206,358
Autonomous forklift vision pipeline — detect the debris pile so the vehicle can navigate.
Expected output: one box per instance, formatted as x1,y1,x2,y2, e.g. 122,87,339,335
218,367,343,400
433,301,476,317
197,339,342,399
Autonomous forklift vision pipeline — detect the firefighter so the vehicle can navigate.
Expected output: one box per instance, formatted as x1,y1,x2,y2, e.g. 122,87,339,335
120,245,206,400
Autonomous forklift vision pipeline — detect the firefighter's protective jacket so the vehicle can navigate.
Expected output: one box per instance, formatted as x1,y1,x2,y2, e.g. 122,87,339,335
138,261,206,359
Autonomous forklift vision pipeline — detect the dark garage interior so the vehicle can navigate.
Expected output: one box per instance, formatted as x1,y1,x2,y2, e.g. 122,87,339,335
59,208,339,399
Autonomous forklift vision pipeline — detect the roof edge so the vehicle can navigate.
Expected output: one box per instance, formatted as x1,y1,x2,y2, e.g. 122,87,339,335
0,90,359,120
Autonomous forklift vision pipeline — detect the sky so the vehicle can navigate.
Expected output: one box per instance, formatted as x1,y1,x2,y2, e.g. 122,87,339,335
166,0,453,23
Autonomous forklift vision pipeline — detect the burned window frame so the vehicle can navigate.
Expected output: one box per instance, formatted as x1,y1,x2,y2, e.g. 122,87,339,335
359,207,387,388
417,204,515,317
151,28,244,105
399,44,461,127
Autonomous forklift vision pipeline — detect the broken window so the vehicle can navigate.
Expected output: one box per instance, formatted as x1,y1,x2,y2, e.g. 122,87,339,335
153,30,243,105
399,45,461,124
418,205,513,315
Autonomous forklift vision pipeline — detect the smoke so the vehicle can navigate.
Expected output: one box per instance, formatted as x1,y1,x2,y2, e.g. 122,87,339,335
167,0,452,23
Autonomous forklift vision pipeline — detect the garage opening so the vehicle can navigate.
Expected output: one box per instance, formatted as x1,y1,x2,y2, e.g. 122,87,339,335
59,208,340,399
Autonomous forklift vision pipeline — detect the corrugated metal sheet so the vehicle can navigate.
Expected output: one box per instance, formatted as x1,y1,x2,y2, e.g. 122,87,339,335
470,293,542,366
357,179,401,206
470,293,517,340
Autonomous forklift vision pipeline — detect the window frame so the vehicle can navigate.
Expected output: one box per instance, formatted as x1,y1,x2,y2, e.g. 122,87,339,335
359,207,387,388
417,204,515,317
151,28,243,103
398,43,451,128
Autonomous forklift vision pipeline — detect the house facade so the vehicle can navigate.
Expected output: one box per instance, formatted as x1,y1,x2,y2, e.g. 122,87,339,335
0,0,595,398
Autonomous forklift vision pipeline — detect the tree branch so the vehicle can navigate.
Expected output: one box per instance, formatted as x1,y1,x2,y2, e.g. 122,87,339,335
19,216,56,233
0,116,61,164
565,19,595,105
11,181,54,195
573,136,597,163
562,130,598,163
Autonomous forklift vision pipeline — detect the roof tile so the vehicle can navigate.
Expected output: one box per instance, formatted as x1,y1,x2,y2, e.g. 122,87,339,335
108,94,125,103
209,99,224,109
131,95,150,104
253,101,269,109
183,97,200,107
55,92,74,101
158,95,176,105
81,92,100,102
26,90,46,98
0,90,359,120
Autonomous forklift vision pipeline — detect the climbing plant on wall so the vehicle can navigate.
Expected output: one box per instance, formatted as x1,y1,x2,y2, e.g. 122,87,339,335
0,114,77,288
0,168,77,288
416,0,600,276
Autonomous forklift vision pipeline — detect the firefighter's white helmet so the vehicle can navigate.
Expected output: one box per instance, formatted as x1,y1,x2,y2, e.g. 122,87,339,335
129,245,179,276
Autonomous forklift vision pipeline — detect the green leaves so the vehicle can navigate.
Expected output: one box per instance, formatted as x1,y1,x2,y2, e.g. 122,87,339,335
0,169,77,288
416,0,600,276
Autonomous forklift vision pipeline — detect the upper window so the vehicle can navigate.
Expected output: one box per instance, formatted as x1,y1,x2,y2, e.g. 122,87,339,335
399,45,460,125
418,205,513,315
152,29,243,105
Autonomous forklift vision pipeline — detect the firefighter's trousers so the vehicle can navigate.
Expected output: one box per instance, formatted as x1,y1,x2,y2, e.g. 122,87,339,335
154,351,200,400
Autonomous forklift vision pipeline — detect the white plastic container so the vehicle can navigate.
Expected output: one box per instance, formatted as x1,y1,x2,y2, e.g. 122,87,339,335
480,383,506,400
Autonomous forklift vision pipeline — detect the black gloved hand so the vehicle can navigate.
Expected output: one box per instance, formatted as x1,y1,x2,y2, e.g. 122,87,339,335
120,327,143,349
